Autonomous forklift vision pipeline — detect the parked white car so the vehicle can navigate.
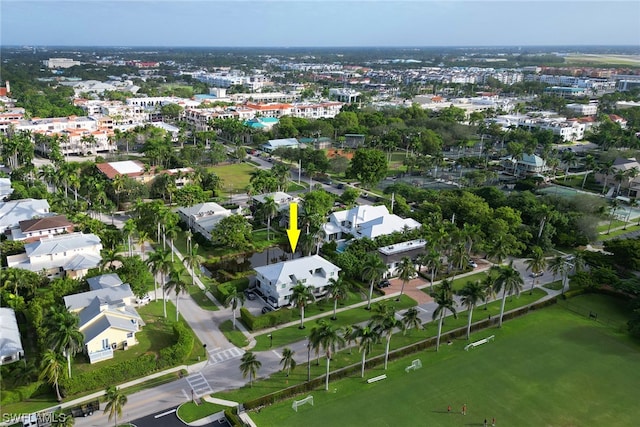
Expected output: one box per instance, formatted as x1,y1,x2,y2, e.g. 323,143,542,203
136,295,151,305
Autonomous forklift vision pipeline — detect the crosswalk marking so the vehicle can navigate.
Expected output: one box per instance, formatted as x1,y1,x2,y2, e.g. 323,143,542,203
185,372,213,397
207,347,243,366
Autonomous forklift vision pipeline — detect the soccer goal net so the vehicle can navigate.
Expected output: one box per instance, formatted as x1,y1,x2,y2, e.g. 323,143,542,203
292,395,314,412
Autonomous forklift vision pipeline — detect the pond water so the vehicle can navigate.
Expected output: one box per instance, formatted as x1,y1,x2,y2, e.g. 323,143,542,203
203,244,296,282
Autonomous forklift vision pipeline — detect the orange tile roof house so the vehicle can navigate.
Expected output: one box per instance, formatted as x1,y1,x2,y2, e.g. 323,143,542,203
96,160,153,182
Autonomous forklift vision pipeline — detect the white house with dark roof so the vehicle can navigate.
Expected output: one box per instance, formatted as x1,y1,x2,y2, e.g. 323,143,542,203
177,202,233,240
0,308,24,365
6,232,102,279
253,255,341,308
10,214,73,242
64,284,142,364
323,205,421,242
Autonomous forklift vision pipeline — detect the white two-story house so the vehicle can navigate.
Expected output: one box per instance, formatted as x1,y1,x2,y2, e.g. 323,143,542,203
323,205,421,242
253,255,341,308
6,232,102,279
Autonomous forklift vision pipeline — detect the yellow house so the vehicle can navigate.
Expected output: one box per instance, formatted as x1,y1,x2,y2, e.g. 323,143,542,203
64,283,144,364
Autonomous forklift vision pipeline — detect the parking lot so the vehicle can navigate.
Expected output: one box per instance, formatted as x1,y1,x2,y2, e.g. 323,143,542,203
242,289,273,316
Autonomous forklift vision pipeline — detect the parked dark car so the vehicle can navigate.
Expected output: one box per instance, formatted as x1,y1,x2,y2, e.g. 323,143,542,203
336,183,345,189
261,306,273,314
244,290,257,300
377,279,391,288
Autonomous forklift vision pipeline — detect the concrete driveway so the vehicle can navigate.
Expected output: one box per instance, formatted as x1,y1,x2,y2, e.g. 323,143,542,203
385,276,433,304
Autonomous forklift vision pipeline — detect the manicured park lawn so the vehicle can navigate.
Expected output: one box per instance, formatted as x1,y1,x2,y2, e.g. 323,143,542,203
249,294,640,426
209,162,256,194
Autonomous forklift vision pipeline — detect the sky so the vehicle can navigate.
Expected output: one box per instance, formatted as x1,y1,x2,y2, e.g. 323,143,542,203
2,1,639,48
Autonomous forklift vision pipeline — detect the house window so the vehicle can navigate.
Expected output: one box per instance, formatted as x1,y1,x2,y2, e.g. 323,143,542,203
126,332,133,338
101,338,109,349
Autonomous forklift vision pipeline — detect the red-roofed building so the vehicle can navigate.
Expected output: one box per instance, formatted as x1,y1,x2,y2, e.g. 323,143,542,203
609,114,628,129
11,215,74,242
96,160,153,183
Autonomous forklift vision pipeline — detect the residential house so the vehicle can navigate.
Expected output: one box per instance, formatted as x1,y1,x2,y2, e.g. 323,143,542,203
261,138,299,153
252,192,299,212
96,160,153,183
177,202,233,240
323,205,421,242
87,273,124,291
378,239,427,278
160,167,194,189
10,214,73,242
0,308,24,365
253,255,341,308
6,232,102,279
500,154,549,177
64,284,143,364
595,158,640,198
0,198,51,234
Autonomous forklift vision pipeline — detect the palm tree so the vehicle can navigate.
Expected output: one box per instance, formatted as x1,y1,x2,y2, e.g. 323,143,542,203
493,262,524,327
327,274,349,320
165,265,190,321
396,256,415,299
224,286,246,330
371,304,403,370
260,196,279,241
352,324,380,378
103,386,127,427
432,281,457,351
290,282,314,329
458,280,485,340
361,253,387,310
279,347,296,377
342,324,355,354
481,270,498,310
183,243,203,287
45,306,84,378
239,351,261,387
51,409,74,426
418,249,440,290
607,199,620,235
312,319,345,391
524,246,546,294
137,230,151,261
548,256,571,295
122,219,137,257
401,307,422,335
39,349,66,402
146,248,172,317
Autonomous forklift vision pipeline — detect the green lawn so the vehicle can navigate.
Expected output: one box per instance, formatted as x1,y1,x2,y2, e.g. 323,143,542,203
597,219,627,232
177,401,227,423
250,295,417,351
220,319,249,348
209,162,257,194
249,294,640,427
422,271,490,294
188,284,220,311
597,224,640,240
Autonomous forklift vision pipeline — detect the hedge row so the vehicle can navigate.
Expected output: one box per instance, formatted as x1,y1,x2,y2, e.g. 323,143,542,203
243,296,559,410
60,322,193,396
224,407,245,427
1,381,46,405
210,278,250,303
240,307,294,331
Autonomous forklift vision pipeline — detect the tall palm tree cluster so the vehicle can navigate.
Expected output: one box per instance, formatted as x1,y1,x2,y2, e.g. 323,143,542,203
242,301,424,392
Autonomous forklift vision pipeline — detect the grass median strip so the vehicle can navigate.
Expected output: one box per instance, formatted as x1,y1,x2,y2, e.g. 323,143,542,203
251,295,417,351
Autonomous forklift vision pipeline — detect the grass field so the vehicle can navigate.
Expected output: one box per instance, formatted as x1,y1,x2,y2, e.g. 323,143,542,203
564,54,640,66
250,294,640,426
209,162,257,194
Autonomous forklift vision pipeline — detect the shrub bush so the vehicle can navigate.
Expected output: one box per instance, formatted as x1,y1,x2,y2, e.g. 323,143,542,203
239,306,294,331
158,322,194,368
0,381,44,405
